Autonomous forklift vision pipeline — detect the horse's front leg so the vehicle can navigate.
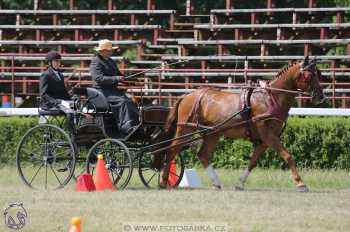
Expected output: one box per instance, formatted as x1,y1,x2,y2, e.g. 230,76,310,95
235,143,267,190
261,133,308,192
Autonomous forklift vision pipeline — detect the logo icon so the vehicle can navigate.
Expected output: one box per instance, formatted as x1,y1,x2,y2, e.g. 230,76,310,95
3,202,27,230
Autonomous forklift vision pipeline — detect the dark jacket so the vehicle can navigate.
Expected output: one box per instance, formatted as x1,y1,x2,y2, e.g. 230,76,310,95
39,67,71,109
90,54,123,95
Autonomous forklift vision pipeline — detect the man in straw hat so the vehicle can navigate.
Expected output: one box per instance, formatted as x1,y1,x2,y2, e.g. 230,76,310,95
90,39,139,135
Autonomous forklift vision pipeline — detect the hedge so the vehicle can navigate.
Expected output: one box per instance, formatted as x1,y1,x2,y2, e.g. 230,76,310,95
1,117,350,169
0,117,38,165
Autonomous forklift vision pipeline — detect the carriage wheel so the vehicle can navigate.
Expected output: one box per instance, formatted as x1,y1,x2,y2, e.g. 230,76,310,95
86,139,133,189
138,153,184,189
16,124,76,190
72,144,93,181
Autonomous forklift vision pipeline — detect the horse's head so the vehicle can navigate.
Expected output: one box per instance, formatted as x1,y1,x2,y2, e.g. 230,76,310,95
297,56,325,104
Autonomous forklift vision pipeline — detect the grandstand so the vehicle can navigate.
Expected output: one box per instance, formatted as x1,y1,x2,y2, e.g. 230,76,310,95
0,0,349,108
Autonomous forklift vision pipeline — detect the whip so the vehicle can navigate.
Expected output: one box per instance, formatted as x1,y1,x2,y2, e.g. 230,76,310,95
123,59,189,80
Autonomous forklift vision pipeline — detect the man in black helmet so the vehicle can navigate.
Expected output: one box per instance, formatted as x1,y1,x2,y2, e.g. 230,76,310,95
40,51,71,109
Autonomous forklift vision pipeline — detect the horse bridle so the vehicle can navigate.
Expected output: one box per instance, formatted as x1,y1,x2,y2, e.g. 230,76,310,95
299,61,317,83
298,61,320,98
250,61,318,97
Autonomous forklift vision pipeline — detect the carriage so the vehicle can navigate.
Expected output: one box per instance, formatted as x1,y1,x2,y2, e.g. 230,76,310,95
16,87,185,190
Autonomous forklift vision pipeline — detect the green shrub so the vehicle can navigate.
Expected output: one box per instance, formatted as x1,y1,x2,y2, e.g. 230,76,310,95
1,116,350,170
0,117,38,165
184,117,350,169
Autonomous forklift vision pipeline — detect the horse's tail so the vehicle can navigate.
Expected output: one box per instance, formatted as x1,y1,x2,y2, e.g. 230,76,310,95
164,96,183,139
150,97,183,170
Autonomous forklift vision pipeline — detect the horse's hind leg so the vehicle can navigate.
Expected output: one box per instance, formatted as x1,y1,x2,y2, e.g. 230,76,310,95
161,126,194,188
197,135,222,189
235,143,267,190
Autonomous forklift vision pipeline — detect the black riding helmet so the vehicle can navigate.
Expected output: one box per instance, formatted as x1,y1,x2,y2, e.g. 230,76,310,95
45,51,61,63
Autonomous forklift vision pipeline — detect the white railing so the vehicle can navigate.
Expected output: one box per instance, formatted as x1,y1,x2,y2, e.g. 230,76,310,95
1,108,350,116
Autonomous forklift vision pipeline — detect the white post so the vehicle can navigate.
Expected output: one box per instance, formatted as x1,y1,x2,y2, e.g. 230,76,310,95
34,0,39,11
186,0,191,16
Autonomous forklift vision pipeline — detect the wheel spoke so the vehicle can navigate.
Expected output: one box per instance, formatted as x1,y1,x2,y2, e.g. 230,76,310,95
111,170,116,182
22,155,42,164
112,171,124,186
29,163,44,185
22,148,42,157
117,165,131,168
113,169,123,179
33,135,43,147
157,172,160,187
50,165,63,186
140,168,152,172
146,172,157,185
20,150,43,163
23,152,42,160
45,164,48,190
54,149,72,158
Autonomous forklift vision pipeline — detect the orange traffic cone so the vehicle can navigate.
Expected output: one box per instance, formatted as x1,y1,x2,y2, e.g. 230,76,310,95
68,217,81,232
167,159,178,186
75,173,96,192
94,154,114,191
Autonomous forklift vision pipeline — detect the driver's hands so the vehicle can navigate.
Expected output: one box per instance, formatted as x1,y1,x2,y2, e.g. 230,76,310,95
82,113,93,120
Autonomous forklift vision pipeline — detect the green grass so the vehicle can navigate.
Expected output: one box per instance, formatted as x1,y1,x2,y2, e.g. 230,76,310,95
0,167,349,232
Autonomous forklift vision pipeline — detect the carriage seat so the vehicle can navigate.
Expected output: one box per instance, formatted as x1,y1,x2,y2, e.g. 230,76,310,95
73,87,110,113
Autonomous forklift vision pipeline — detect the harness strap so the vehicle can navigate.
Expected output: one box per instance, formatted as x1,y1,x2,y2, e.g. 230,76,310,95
263,83,289,122
176,114,284,135
239,86,255,140
186,87,211,126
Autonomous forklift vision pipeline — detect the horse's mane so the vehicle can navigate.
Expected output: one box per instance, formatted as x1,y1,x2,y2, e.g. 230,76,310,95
273,62,298,80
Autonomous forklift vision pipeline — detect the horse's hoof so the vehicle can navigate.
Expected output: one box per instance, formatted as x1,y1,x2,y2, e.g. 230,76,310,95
212,185,222,190
296,185,309,193
234,185,244,191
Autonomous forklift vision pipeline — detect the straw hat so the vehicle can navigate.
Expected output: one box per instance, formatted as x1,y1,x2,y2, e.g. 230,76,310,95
94,39,118,51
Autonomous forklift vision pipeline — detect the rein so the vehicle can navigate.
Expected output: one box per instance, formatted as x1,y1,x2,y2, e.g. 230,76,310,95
249,85,312,96
121,81,312,96
140,107,250,154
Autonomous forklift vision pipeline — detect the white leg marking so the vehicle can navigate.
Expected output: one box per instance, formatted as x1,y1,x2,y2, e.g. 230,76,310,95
239,168,250,184
206,164,221,187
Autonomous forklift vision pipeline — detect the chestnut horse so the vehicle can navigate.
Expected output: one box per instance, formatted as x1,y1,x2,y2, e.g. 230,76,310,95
162,57,324,192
